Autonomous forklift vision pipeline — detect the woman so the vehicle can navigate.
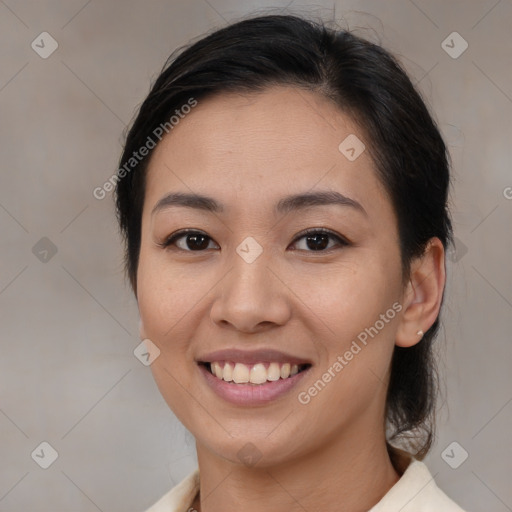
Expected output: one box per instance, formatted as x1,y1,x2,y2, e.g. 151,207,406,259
115,14,466,512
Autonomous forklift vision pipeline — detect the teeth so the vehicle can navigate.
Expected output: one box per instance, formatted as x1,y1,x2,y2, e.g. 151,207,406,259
223,362,233,382
232,362,250,383
212,362,223,379
249,363,267,384
267,362,281,381
208,361,306,384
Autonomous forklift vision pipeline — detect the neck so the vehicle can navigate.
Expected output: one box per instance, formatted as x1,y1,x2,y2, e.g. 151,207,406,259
193,427,401,512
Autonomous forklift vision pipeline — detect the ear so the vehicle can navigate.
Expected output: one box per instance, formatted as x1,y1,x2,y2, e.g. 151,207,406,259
395,237,446,348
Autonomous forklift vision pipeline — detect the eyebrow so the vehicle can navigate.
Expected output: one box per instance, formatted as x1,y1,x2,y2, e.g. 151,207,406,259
151,190,367,217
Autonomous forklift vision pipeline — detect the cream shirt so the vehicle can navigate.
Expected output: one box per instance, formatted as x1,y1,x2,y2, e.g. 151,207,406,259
143,458,466,512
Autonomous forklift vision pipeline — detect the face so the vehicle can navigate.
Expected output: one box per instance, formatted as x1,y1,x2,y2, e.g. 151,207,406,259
137,86,407,467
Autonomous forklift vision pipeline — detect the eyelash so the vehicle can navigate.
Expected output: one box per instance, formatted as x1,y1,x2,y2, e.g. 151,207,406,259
158,228,350,253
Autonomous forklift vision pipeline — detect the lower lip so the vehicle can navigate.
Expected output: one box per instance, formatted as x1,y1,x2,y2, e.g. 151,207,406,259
198,364,310,406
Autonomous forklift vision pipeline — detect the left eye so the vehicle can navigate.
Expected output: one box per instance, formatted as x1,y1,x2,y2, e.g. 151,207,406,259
290,229,349,252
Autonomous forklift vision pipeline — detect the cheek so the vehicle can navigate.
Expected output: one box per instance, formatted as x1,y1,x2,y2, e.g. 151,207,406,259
294,256,402,413
137,253,198,419
294,255,401,342
296,267,400,418
137,249,199,339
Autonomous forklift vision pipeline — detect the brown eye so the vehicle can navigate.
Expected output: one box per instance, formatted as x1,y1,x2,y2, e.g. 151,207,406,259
290,229,349,252
162,230,218,251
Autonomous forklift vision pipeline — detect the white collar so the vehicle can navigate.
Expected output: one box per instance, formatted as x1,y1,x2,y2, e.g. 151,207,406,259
143,457,465,512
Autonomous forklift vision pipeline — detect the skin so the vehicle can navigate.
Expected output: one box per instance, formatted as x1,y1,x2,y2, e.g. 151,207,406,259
136,86,446,512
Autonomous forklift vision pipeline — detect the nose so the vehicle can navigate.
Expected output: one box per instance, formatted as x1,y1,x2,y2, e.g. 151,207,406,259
209,247,292,334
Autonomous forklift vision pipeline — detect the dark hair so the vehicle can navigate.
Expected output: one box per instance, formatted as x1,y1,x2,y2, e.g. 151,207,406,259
115,14,452,458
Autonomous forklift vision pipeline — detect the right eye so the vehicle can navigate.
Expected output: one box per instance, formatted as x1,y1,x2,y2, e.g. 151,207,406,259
160,229,219,252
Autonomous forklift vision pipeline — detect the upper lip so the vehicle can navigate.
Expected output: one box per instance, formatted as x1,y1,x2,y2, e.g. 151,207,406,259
196,348,312,366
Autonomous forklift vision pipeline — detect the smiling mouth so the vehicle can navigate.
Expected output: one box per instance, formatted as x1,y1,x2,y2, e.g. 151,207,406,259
199,361,311,385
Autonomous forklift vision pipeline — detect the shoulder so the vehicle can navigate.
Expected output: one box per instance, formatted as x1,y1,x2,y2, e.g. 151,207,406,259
142,469,199,512
370,457,466,512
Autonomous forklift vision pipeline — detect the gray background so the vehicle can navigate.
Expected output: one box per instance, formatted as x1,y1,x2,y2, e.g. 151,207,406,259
0,1,511,511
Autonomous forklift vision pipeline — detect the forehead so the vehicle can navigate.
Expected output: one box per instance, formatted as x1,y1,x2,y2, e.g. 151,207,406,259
143,86,392,222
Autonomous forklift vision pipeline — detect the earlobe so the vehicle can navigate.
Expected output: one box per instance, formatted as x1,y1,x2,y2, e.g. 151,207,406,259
395,238,446,348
